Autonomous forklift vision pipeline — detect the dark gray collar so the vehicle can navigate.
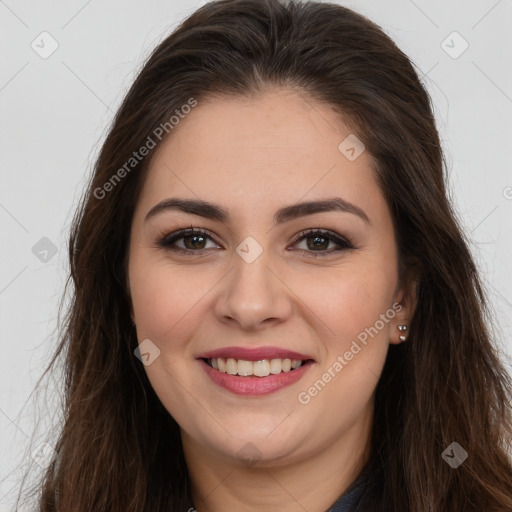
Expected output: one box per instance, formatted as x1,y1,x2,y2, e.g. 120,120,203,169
326,475,366,512
326,458,378,512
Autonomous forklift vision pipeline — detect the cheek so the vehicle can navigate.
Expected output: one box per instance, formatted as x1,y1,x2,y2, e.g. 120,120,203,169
130,257,211,344
298,262,395,348
129,259,213,427
294,270,394,425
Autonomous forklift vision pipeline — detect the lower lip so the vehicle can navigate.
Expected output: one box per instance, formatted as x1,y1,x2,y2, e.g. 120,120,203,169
199,359,313,396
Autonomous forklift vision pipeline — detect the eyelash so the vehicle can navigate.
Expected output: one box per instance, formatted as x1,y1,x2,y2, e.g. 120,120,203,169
157,225,355,258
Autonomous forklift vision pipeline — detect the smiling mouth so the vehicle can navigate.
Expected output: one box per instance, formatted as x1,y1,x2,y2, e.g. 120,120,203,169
203,357,311,377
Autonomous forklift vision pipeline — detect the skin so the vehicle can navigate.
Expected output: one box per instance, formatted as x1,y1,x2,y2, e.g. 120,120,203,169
127,87,417,512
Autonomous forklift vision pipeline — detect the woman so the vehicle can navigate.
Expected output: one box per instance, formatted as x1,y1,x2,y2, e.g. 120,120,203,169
20,0,512,510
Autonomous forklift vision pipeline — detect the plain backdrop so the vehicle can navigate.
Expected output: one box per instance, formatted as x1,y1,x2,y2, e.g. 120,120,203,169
1,0,511,509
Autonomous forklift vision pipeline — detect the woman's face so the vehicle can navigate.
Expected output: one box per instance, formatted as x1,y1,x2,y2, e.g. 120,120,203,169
128,88,411,468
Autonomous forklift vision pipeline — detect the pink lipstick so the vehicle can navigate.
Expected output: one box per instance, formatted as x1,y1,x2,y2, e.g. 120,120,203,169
196,346,315,396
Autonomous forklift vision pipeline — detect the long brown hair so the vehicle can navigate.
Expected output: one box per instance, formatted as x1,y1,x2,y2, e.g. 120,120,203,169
17,0,512,510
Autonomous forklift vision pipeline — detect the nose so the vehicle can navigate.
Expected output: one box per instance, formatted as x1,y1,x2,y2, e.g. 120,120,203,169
214,247,293,331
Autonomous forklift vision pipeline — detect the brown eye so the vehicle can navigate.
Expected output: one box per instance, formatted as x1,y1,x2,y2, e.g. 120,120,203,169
291,229,354,257
182,233,207,250
159,228,220,254
158,227,354,257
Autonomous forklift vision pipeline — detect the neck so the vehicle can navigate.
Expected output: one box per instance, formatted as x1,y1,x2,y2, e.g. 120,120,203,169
182,404,373,512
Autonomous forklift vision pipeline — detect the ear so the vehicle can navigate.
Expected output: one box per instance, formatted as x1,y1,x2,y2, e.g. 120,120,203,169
389,267,419,345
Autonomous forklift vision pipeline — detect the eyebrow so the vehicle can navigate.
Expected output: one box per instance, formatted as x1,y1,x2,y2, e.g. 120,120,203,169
144,196,370,225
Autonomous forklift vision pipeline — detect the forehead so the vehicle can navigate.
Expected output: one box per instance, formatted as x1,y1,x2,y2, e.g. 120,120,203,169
136,88,388,225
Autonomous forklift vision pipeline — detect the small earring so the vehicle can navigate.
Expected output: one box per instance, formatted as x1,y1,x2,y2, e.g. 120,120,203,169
398,324,407,342
131,321,136,327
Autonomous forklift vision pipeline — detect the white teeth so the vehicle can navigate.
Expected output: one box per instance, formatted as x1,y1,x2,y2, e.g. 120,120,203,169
226,358,237,375
208,357,304,377
269,358,282,374
237,359,253,376
253,359,270,377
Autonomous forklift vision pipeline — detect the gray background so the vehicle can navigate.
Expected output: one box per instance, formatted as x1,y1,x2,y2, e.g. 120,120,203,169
1,0,511,509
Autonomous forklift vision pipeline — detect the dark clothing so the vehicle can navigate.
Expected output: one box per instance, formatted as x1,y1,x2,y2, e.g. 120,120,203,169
326,457,378,511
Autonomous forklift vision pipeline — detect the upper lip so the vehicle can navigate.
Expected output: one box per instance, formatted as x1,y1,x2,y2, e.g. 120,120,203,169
196,346,315,362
